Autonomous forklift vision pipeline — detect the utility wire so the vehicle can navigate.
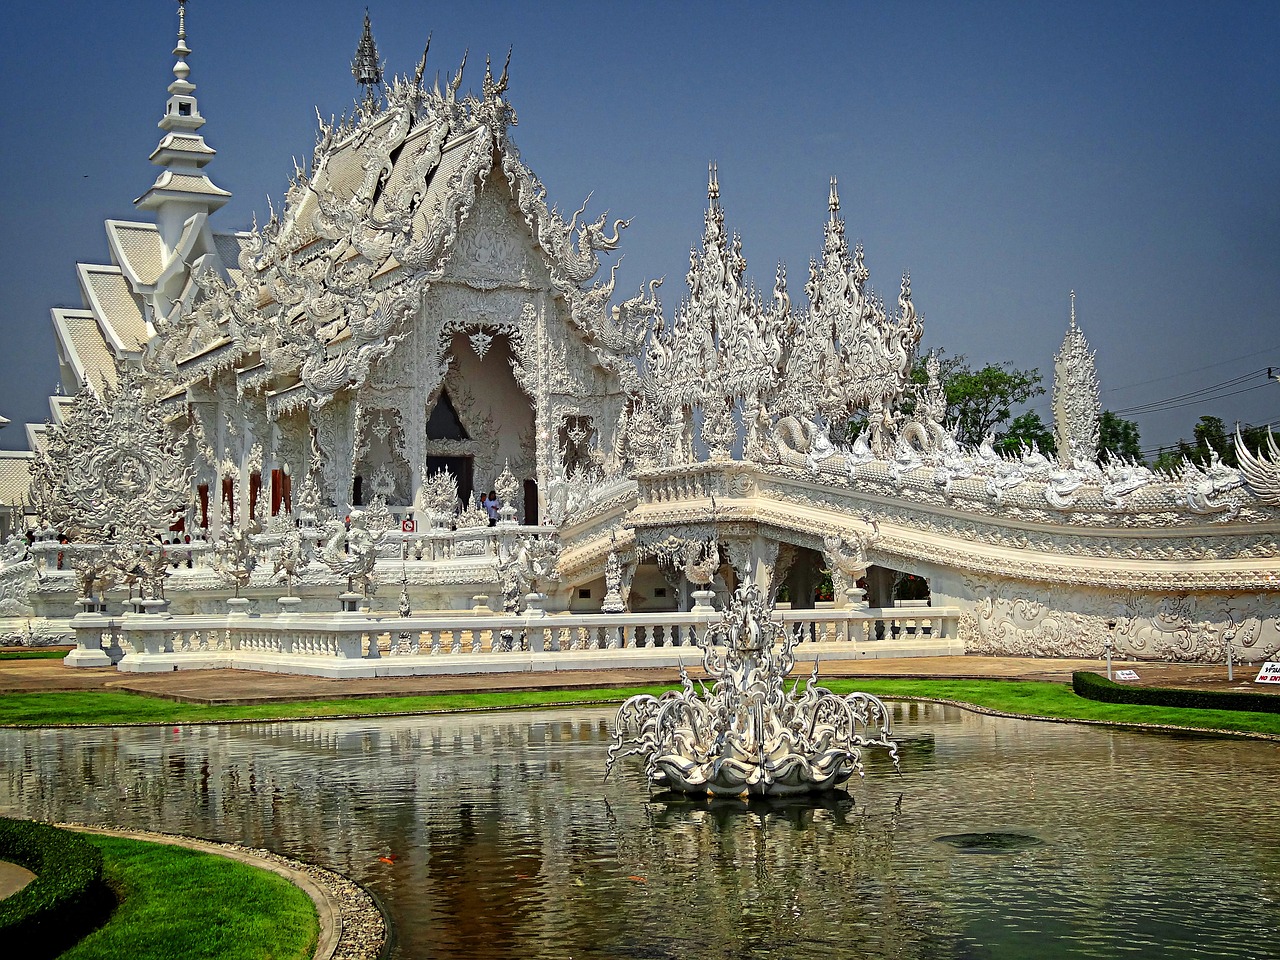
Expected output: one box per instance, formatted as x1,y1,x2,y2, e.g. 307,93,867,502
1111,369,1274,417
1104,346,1280,394
1139,413,1280,458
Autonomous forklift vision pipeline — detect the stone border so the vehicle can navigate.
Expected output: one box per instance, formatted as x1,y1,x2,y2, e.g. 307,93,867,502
59,825,388,960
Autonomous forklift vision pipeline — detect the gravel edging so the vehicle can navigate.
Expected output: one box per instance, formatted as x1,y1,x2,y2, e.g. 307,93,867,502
57,824,388,960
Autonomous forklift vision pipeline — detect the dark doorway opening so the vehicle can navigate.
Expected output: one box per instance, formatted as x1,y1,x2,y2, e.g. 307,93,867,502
424,456,474,508
523,478,538,526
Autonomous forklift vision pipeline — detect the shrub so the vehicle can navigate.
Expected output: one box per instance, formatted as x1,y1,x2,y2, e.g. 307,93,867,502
0,818,113,959
1073,671,1280,715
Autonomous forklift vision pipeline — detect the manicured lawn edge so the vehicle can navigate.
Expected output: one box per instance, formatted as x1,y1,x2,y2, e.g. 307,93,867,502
0,819,111,960
1,679,1277,740
1072,669,1280,713
54,830,320,960
822,678,1280,740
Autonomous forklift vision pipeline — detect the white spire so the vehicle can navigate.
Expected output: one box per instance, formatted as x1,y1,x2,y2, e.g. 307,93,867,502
135,2,231,259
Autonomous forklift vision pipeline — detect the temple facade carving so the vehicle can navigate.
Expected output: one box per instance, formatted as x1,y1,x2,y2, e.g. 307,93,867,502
2,7,1277,664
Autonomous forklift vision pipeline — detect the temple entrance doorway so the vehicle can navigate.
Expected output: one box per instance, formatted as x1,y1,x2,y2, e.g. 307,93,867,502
424,456,474,508
523,479,538,526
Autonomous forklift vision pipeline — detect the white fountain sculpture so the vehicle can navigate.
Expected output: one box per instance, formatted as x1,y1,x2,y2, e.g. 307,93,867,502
606,583,899,796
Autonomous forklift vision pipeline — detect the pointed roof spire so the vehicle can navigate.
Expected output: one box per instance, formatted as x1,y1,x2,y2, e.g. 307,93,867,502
413,33,432,88
136,2,231,239
1069,289,1077,328
828,176,840,220
352,10,382,105
708,161,720,204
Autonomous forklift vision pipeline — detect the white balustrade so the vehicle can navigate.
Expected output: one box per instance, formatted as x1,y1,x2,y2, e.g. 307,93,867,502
97,600,960,675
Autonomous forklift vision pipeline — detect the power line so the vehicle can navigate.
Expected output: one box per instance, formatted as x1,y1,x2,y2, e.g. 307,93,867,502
1139,414,1280,458
1104,346,1280,395
1111,369,1274,417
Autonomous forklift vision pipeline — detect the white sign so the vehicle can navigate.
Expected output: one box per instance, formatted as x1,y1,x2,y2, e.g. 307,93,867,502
1114,669,1140,682
401,519,417,533
1254,662,1280,684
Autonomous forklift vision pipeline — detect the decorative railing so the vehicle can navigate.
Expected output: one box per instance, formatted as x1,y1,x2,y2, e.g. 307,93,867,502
27,522,559,587
67,603,960,669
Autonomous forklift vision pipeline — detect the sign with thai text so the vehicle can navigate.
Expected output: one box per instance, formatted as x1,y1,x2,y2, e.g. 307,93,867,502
1114,669,1140,682
1254,662,1280,684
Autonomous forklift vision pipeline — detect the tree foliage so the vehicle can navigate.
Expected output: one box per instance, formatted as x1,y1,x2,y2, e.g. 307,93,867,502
1097,411,1142,461
1152,416,1274,471
998,411,1056,456
899,351,1045,447
946,362,1045,445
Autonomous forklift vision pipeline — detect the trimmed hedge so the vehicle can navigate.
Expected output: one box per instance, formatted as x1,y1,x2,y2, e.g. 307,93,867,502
0,819,113,959
1073,670,1280,715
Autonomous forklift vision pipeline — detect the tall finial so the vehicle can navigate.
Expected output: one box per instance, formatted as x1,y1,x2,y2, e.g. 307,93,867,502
828,176,840,217
352,10,382,106
136,0,231,235
173,0,192,87
1069,290,1077,328
708,161,719,203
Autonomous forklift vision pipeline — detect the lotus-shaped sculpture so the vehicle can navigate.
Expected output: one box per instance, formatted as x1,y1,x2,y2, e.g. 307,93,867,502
606,583,899,796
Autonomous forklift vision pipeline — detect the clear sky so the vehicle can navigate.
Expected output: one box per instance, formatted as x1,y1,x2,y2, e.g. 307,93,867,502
1,1,1277,455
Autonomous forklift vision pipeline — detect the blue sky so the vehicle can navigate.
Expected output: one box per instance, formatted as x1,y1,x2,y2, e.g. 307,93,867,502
1,1,1277,454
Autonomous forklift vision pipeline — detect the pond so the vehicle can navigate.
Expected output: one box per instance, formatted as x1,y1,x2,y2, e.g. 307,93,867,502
2,703,1277,959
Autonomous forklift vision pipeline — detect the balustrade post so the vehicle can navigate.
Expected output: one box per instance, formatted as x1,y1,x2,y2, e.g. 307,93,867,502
65,600,113,667
335,633,363,658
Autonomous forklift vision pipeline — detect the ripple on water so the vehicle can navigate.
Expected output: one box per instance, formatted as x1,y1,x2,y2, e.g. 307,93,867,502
934,832,1047,854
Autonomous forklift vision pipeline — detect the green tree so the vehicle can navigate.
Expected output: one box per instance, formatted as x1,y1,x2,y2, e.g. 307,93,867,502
842,351,1047,451
905,352,1044,446
1152,416,1274,471
997,411,1056,456
1097,411,1142,462
1193,415,1232,465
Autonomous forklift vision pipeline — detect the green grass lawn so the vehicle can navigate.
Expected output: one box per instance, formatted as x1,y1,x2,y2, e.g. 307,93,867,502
0,650,68,660
0,679,1277,737
823,678,1280,736
60,834,317,960
0,686,675,726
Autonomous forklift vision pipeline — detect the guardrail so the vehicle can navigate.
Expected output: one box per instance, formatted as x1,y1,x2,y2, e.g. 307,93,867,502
65,602,962,675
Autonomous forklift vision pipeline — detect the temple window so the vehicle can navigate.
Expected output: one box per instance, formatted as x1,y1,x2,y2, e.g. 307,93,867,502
425,390,469,441
249,471,262,519
220,476,234,525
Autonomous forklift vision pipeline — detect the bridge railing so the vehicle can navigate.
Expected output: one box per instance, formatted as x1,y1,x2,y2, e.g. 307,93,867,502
67,602,961,668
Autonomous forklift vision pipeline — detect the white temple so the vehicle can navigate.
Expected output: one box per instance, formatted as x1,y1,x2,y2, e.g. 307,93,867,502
2,6,1279,671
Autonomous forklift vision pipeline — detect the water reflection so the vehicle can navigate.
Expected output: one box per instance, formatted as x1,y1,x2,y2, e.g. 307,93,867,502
1,704,1278,959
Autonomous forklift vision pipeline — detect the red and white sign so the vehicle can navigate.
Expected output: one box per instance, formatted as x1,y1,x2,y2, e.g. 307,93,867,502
401,519,417,533
1254,662,1280,684
1114,669,1140,682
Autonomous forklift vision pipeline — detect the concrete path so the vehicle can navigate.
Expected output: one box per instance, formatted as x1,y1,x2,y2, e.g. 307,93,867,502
0,859,35,900
2,649,1275,705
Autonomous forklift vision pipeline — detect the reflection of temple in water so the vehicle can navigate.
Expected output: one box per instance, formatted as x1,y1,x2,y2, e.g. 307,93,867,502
4,705,1280,959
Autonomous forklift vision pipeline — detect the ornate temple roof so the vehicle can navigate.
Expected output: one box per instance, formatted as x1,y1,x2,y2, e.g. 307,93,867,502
140,41,656,412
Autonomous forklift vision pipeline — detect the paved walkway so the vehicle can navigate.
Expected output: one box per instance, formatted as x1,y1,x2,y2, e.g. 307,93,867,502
2,648,1274,705
0,859,35,899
